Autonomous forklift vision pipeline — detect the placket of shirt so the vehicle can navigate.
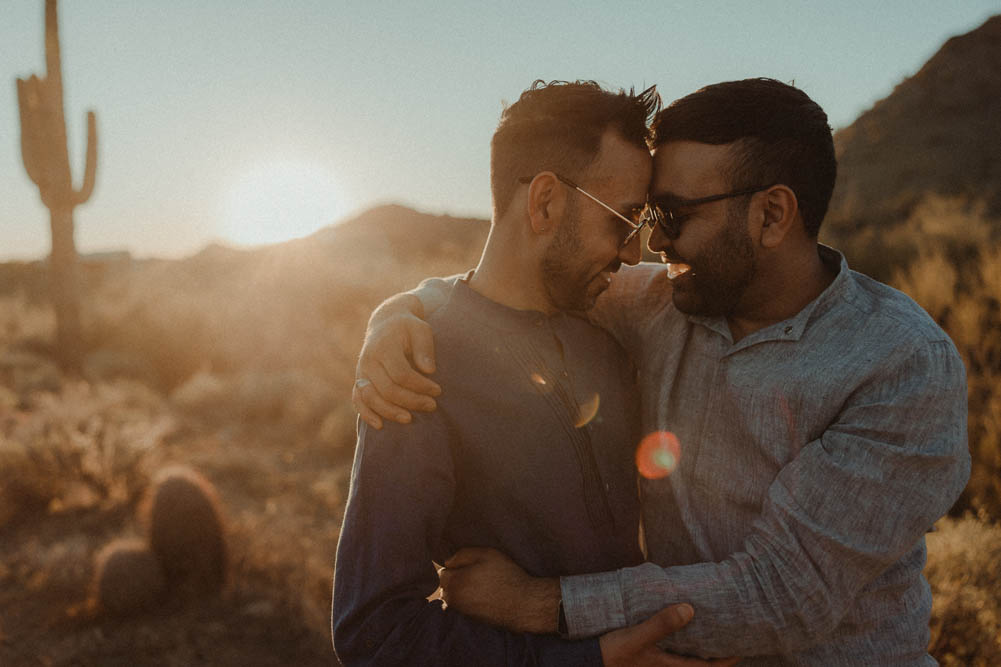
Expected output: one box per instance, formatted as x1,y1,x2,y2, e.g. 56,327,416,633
528,315,615,530
684,319,805,560
671,321,733,561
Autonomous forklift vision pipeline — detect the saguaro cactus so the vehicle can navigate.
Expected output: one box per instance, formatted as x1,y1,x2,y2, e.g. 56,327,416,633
16,0,97,372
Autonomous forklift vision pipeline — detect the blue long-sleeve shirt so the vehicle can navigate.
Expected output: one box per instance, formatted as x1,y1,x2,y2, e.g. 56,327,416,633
332,279,644,666
561,248,970,664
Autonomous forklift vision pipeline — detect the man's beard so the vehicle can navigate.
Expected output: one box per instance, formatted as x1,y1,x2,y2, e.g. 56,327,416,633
670,202,756,317
541,198,597,312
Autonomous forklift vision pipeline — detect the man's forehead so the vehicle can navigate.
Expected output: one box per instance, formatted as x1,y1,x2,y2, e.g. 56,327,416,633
588,132,652,190
650,140,732,195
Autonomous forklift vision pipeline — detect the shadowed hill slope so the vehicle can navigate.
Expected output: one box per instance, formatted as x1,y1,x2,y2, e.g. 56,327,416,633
824,14,1001,242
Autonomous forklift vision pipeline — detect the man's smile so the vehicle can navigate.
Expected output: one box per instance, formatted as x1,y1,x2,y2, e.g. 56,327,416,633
658,252,692,280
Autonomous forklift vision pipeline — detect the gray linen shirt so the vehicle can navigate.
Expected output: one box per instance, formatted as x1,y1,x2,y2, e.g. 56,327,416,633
560,246,970,665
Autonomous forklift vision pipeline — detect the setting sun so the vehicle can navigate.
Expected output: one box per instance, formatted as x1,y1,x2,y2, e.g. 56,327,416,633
221,159,347,247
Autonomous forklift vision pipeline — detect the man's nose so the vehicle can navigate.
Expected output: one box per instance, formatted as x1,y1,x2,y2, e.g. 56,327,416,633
619,233,643,265
647,223,669,253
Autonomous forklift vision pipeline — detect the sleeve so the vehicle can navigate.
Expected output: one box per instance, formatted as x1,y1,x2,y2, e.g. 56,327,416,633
587,263,673,355
560,339,970,657
410,274,465,317
332,416,602,666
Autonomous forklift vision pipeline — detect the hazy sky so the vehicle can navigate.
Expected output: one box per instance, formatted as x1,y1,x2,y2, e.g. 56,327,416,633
2,1,998,260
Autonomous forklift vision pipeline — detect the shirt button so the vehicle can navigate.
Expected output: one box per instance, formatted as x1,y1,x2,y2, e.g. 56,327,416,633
784,326,793,334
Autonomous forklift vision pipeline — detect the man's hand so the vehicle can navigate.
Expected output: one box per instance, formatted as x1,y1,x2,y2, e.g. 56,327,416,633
353,293,441,429
600,605,740,667
439,547,560,634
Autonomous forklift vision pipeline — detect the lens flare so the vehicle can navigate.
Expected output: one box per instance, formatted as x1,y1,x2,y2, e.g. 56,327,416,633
530,372,547,386
575,393,601,427
636,431,681,479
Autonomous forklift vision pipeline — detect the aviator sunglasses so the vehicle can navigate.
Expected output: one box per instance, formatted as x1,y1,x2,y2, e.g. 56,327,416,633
518,174,646,248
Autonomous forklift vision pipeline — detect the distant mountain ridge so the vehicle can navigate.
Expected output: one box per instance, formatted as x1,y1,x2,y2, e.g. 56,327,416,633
310,203,488,262
824,14,1001,236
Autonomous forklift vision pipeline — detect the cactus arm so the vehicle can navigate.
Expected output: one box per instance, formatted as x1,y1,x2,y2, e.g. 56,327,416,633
44,0,62,87
73,111,97,205
16,77,46,188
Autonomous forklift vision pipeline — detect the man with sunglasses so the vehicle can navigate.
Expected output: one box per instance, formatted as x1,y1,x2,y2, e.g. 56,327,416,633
351,78,969,664
333,80,735,666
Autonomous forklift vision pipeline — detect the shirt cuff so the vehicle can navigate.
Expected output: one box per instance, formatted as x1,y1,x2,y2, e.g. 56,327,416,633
560,570,628,639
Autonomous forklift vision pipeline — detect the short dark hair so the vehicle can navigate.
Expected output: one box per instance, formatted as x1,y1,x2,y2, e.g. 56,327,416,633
491,80,660,217
651,78,836,237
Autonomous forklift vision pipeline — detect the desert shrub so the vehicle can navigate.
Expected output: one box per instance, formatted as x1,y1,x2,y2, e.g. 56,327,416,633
829,194,994,283
170,368,348,442
926,514,1001,665
0,348,62,397
85,289,215,391
869,199,1001,521
0,290,54,348
0,379,174,528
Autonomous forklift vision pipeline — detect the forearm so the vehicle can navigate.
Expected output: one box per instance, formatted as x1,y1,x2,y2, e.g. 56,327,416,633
562,545,837,657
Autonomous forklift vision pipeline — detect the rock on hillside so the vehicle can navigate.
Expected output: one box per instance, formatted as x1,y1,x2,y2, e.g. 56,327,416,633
824,15,1001,236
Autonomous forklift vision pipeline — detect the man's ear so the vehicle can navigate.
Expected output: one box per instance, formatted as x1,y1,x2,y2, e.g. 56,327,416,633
757,185,799,249
526,172,564,236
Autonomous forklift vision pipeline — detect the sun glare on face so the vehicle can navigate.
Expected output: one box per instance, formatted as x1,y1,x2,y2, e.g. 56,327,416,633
221,160,346,247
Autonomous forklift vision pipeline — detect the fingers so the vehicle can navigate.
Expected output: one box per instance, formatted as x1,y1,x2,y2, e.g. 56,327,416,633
634,604,694,646
353,366,413,425
438,566,455,592
352,386,384,430
405,317,437,374
443,547,494,569
352,315,441,426
382,316,442,394
378,352,441,408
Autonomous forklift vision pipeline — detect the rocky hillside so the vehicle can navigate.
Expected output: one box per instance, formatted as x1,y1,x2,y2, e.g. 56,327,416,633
824,15,1001,240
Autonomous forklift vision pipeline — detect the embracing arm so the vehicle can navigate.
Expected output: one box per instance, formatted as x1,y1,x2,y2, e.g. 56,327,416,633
352,277,460,429
354,265,670,427
560,339,970,657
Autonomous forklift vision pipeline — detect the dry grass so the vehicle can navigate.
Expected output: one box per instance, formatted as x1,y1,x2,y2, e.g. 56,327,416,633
0,378,173,529
926,515,1001,665
889,202,1001,519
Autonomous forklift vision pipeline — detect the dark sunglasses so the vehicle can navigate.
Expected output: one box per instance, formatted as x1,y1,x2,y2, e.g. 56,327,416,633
634,185,774,242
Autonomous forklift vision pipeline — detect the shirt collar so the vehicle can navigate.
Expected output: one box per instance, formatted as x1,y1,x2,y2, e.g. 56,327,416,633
450,273,570,334
688,245,853,350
